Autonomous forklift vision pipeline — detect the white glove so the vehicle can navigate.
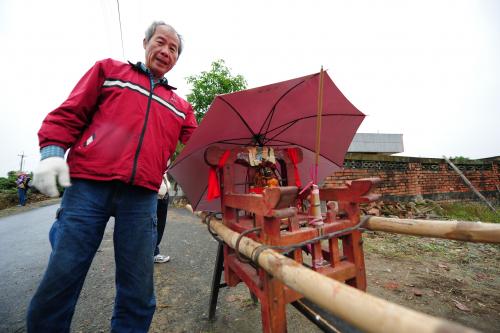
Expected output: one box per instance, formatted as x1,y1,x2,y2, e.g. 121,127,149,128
158,181,168,199
33,157,71,197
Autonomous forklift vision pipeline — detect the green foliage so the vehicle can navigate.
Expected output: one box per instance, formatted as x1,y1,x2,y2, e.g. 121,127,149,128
7,171,18,178
440,202,500,223
0,178,15,191
171,142,185,163
186,59,247,123
0,171,20,190
450,156,472,164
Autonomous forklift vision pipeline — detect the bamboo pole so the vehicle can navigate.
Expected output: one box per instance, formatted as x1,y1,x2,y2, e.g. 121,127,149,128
364,216,500,244
314,66,324,183
443,156,496,212
209,219,478,333
364,216,500,243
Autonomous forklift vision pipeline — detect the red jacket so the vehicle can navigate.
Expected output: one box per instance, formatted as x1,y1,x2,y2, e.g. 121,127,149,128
38,58,197,191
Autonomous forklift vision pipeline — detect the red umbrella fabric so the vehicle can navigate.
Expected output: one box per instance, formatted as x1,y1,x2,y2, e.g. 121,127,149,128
169,71,365,211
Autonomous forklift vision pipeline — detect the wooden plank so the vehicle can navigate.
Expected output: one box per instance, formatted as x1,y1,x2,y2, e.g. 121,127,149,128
320,178,381,203
224,187,298,217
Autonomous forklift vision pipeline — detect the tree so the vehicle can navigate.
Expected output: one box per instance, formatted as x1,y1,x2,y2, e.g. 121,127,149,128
451,156,472,164
0,173,17,191
168,59,247,164
186,59,247,123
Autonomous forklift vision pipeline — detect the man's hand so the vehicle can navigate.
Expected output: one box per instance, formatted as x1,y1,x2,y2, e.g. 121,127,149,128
158,180,168,199
33,157,71,197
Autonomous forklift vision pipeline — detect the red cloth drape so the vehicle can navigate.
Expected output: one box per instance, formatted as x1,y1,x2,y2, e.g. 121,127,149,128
207,150,231,200
287,148,301,188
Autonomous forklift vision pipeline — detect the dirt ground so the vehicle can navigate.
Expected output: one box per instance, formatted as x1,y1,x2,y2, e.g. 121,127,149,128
362,232,500,333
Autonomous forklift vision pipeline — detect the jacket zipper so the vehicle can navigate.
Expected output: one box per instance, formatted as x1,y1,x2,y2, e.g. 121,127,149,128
129,75,155,184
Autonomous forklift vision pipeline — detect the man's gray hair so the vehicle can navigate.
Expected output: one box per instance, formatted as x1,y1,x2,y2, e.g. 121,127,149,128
145,21,183,56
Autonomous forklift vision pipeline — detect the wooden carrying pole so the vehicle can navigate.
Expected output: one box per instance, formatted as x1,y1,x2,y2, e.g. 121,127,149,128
364,216,500,244
314,67,324,183
209,219,478,333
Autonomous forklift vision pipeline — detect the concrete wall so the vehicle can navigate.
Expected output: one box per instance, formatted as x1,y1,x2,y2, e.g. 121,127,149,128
324,154,500,203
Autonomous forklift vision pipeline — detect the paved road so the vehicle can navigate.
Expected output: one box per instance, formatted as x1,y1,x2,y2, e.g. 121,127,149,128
0,205,58,332
0,204,116,333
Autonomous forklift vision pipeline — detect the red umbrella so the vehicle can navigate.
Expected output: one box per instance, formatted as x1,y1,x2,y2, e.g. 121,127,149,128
169,71,365,211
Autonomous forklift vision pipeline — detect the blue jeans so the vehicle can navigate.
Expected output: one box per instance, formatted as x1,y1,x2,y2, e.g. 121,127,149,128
18,188,26,206
27,179,158,333
154,195,169,256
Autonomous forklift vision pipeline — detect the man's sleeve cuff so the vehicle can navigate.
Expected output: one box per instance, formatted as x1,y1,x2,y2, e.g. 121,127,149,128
40,146,66,160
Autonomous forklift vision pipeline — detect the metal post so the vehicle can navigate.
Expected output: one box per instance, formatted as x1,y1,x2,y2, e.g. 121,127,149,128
208,242,225,320
18,151,27,172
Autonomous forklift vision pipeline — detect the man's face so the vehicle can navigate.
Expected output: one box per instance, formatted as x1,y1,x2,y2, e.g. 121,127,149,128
143,25,180,78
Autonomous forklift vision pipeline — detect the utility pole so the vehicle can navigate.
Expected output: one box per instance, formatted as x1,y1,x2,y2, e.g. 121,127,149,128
18,151,27,172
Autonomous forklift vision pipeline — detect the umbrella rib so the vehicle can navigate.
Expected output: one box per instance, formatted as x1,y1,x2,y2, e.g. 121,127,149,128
173,112,361,166
262,113,364,144
218,96,262,144
258,74,317,138
262,120,299,145
193,183,208,211
217,139,257,146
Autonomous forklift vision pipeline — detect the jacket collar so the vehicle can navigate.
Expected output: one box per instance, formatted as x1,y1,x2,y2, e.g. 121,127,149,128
129,61,177,90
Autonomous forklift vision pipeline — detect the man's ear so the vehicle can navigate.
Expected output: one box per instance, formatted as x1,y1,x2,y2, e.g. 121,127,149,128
143,38,147,49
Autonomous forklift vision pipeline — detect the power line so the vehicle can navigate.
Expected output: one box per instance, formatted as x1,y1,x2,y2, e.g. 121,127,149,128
116,0,125,59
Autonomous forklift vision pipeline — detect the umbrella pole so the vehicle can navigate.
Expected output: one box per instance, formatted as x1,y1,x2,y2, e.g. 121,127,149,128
314,66,325,184
310,67,325,222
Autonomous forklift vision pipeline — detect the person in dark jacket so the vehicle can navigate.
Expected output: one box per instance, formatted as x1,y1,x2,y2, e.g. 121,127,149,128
27,21,197,333
15,173,30,206
154,173,170,263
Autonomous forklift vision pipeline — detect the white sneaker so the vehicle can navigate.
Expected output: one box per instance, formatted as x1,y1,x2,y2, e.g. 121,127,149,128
154,254,170,263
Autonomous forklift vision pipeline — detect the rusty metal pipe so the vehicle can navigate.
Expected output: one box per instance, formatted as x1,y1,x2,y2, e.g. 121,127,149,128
364,216,500,244
209,218,478,333
291,299,362,333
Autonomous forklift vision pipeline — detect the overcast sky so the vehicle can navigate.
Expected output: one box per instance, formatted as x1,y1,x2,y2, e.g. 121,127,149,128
0,0,499,177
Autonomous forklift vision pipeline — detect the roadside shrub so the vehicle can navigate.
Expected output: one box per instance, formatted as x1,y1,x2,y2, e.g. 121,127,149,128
0,175,17,190
440,202,500,223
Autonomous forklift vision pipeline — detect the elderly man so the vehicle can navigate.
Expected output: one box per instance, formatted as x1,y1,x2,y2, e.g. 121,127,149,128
27,21,197,332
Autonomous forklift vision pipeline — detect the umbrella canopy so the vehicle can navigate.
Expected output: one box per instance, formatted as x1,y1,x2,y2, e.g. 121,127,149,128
170,71,365,211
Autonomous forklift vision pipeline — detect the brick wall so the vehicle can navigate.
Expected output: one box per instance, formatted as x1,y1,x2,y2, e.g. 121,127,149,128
324,154,500,203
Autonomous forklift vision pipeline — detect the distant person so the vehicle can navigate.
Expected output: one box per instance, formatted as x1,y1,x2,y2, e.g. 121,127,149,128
155,173,170,263
27,21,197,333
15,173,30,206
